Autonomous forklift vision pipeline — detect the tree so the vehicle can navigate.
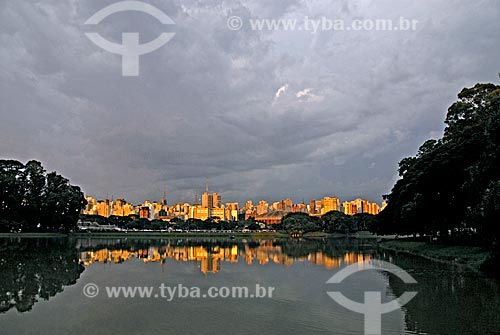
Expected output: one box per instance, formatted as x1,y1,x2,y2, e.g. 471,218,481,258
322,210,349,233
377,83,500,249
281,212,321,233
22,161,46,230
0,160,25,226
0,160,86,232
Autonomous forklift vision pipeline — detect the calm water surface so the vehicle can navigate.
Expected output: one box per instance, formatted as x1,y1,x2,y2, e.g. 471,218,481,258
1,237,499,335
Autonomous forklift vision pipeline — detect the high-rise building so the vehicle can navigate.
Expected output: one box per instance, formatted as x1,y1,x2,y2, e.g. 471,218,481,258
212,192,221,208
342,199,382,215
211,207,225,221
225,202,239,221
83,196,98,215
96,199,111,217
112,199,135,217
244,200,254,211
291,203,308,213
197,182,224,219
161,187,167,207
202,182,214,208
139,206,150,219
256,200,269,215
191,206,209,220
322,196,340,214
273,198,292,212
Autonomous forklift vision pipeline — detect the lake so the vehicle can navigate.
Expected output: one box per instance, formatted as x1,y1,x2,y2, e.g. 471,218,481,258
1,237,499,334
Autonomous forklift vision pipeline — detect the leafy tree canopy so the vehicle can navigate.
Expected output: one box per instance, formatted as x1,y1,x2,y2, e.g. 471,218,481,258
377,83,500,247
0,160,86,232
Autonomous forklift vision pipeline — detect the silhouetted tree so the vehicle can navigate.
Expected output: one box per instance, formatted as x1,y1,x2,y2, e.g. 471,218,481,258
377,83,500,251
0,160,86,232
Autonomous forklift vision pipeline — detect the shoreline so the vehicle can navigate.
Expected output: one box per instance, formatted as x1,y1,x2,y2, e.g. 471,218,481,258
0,231,288,239
0,232,69,238
0,231,381,239
377,239,491,271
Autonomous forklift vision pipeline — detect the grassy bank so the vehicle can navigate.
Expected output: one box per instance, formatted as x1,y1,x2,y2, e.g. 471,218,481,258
303,231,389,239
378,239,491,270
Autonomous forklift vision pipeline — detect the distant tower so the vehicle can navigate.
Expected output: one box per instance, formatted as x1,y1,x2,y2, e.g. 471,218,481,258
202,181,211,208
162,186,167,206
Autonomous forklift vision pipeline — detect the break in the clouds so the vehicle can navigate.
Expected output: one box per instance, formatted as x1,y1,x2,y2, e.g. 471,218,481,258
0,0,499,204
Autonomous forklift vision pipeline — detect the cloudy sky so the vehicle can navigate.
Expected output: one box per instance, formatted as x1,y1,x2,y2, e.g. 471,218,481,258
1,0,499,205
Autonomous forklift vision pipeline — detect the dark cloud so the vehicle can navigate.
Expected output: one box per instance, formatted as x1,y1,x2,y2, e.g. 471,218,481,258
1,0,499,204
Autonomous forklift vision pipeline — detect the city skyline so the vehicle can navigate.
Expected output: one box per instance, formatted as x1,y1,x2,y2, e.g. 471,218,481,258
83,181,386,208
82,181,386,223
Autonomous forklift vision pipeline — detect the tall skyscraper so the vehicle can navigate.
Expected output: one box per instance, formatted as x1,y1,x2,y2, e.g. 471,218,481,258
202,182,221,209
202,182,212,208
212,192,221,208
161,186,167,207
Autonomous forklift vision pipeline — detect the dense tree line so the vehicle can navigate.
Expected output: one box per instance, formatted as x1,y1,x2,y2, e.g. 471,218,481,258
0,160,86,232
278,211,377,233
79,213,263,232
376,83,500,249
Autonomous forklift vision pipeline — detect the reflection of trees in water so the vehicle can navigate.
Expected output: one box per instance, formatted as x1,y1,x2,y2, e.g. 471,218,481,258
273,238,375,259
0,238,84,314
377,251,500,335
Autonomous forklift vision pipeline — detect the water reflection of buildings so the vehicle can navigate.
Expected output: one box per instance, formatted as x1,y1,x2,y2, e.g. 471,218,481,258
79,241,370,275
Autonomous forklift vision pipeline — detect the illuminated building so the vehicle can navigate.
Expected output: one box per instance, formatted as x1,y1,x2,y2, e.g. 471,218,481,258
139,206,150,219
212,192,221,208
225,202,239,221
197,182,225,219
256,200,269,215
112,199,135,217
244,200,254,211
83,196,98,215
255,210,286,225
272,198,292,212
343,199,382,215
211,207,225,221
201,182,213,208
322,196,340,214
291,203,308,213
96,199,111,217
191,206,209,220
309,199,322,215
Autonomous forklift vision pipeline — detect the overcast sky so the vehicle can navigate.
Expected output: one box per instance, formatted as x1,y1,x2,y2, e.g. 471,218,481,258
1,0,499,205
